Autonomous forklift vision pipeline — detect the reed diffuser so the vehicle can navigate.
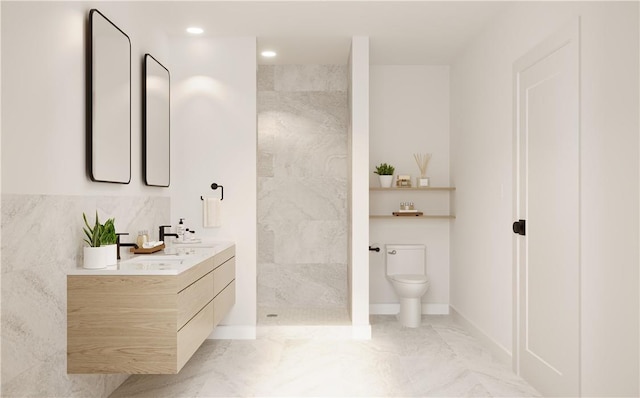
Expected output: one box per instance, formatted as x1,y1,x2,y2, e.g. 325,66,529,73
413,153,432,187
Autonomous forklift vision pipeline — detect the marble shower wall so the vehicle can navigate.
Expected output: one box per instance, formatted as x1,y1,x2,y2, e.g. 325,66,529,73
257,65,348,311
1,194,170,397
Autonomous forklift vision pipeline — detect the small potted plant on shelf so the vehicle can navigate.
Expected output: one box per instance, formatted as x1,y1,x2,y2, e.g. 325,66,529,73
82,211,110,269
374,163,395,188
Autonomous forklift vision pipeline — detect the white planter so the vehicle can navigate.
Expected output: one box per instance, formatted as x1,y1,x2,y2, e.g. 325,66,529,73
104,244,117,266
83,246,108,269
378,175,394,188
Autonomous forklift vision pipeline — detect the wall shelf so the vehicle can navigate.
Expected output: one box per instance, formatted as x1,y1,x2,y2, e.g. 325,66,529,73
370,215,455,219
369,185,455,219
369,187,456,191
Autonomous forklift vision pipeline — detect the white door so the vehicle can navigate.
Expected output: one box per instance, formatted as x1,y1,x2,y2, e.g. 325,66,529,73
513,20,580,397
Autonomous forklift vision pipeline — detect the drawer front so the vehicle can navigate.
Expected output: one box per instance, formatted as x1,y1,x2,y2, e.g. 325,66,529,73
177,300,214,372
177,272,214,330
177,256,215,292
214,245,235,268
213,280,235,327
213,257,235,297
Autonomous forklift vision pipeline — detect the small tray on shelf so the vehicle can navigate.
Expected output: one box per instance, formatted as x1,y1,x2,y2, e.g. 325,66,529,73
130,243,165,254
392,211,424,217
369,186,456,191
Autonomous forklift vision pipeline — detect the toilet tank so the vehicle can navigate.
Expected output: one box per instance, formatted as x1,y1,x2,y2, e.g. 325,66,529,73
385,244,426,276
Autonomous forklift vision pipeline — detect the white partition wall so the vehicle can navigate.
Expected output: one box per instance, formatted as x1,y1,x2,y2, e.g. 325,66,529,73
169,36,257,339
348,36,371,339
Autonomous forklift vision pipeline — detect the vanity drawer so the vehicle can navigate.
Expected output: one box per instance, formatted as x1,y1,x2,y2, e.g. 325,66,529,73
177,272,214,330
214,245,235,268
177,256,214,292
213,280,235,327
213,257,235,297
177,299,214,371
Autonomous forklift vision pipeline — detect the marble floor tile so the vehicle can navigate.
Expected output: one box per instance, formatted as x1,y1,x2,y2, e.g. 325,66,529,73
109,315,540,398
110,340,232,398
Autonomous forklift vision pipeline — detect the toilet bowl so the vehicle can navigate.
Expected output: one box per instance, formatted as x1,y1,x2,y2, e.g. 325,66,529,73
386,245,430,328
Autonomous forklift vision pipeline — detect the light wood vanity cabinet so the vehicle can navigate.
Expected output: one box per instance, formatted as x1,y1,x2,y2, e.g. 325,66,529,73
67,245,235,374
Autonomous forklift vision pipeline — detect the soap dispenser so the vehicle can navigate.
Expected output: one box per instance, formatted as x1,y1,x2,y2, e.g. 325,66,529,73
177,218,186,240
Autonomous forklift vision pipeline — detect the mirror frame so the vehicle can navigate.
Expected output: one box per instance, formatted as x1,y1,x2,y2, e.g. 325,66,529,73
143,54,171,187
87,9,132,184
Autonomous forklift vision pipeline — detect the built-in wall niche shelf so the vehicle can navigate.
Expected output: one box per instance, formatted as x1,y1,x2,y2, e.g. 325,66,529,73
369,185,456,219
369,187,456,191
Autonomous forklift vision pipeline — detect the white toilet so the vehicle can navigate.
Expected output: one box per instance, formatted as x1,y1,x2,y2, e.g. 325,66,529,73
386,244,430,328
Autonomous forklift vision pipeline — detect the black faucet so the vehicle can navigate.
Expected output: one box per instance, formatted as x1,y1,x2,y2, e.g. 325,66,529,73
116,233,138,260
159,225,179,242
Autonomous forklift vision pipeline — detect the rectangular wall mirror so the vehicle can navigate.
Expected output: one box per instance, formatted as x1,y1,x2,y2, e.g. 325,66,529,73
88,9,131,184
143,54,170,187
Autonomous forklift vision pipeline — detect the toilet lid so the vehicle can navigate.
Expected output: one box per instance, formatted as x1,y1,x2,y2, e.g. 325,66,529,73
391,274,429,284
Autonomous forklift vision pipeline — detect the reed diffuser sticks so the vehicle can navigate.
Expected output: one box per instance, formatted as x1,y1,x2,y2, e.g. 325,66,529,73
413,153,432,177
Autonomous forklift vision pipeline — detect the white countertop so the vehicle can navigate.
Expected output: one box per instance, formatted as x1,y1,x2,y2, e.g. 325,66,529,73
68,240,234,276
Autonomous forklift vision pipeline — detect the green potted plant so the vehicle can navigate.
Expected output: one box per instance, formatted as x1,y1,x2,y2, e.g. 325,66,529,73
374,163,395,188
82,211,110,269
101,218,118,266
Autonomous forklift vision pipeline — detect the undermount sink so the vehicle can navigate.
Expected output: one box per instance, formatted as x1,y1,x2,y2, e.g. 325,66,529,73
134,255,187,260
119,256,185,271
172,239,219,248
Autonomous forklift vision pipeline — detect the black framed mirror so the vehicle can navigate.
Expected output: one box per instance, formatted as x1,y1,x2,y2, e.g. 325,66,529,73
88,9,131,184
143,54,170,187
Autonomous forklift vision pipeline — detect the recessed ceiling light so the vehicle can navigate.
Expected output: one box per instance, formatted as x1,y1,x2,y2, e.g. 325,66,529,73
261,50,277,58
186,27,204,35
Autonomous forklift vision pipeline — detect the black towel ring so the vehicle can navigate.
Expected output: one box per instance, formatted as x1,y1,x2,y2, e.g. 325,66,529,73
200,183,224,201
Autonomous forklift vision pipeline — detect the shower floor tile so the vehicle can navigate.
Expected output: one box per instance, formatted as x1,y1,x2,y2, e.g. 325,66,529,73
257,306,351,326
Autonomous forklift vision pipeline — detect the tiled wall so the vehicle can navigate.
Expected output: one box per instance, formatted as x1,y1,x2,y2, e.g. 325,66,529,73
1,194,170,397
257,65,348,311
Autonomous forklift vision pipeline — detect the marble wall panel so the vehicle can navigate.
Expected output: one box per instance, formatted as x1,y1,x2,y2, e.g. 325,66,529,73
258,223,275,263
258,263,347,308
257,65,348,313
258,177,346,224
258,151,275,178
274,65,348,92
257,65,275,91
1,194,170,397
274,220,347,265
258,91,348,137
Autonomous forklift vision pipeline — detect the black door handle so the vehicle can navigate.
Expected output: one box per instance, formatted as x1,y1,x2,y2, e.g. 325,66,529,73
369,246,380,252
513,219,526,236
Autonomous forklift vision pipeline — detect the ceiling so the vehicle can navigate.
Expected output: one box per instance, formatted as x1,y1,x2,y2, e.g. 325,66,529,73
139,1,511,65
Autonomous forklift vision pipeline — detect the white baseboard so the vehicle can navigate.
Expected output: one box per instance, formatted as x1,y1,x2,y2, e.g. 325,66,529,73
207,325,372,340
207,325,256,340
351,324,372,339
370,303,450,315
449,305,512,366
257,325,365,340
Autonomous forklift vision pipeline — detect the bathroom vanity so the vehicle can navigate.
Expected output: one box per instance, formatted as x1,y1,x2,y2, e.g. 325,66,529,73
67,242,235,374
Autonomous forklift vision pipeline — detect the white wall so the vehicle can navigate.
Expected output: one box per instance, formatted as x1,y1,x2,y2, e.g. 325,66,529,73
169,36,257,338
450,2,639,396
348,36,371,338
2,1,170,197
369,65,450,313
